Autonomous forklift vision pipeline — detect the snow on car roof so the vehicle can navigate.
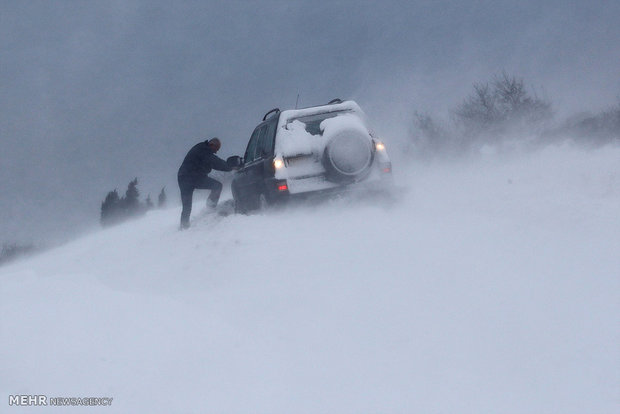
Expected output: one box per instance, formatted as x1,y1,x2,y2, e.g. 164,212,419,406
278,100,364,125
274,101,373,158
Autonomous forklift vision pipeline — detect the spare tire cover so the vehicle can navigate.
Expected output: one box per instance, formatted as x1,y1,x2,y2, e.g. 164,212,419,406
323,129,374,182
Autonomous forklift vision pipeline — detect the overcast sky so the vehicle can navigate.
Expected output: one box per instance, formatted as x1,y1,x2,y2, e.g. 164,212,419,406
1,0,619,243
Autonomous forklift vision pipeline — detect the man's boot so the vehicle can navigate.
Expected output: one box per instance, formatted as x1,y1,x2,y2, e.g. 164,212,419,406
206,198,217,212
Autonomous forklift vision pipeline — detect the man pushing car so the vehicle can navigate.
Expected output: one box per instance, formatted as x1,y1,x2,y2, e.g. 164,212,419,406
177,137,232,229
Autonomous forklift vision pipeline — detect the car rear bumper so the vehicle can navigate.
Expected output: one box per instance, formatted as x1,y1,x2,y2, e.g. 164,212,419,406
267,167,393,203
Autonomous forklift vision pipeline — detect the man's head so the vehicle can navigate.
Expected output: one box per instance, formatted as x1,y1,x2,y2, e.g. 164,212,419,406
208,137,221,153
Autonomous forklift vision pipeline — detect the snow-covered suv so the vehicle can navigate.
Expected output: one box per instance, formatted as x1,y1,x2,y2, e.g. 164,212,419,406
230,99,392,212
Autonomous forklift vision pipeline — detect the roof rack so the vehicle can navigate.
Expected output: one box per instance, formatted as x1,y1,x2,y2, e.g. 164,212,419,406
328,98,343,105
262,108,280,121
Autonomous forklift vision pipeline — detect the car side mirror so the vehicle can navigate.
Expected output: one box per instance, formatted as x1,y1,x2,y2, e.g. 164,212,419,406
227,155,243,169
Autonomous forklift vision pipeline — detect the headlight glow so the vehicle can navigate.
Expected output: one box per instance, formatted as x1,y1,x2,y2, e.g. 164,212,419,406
273,158,284,169
375,141,386,151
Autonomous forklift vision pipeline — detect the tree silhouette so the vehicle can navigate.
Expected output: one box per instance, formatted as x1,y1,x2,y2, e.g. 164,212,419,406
145,194,154,210
454,72,552,139
100,189,121,226
158,187,167,208
121,178,140,214
0,242,38,265
116,177,145,218
100,178,149,227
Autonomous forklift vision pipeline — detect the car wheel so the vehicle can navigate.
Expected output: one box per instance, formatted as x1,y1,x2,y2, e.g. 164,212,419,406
233,199,243,214
233,192,249,215
258,193,269,212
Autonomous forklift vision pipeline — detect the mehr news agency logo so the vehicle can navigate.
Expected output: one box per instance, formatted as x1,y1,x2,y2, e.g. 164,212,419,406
9,395,113,407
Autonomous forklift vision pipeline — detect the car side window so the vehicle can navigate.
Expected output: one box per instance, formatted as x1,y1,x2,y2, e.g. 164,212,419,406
261,118,277,156
245,117,277,163
250,124,269,161
244,127,261,163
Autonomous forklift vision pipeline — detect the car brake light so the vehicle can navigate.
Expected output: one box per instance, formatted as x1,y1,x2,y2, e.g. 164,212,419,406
278,184,288,191
382,167,391,173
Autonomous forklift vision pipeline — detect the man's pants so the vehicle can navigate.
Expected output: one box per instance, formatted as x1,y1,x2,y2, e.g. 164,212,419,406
178,175,223,227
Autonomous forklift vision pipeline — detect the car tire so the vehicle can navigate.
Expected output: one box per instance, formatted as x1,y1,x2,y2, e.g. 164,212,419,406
232,190,249,215
258,193,269,212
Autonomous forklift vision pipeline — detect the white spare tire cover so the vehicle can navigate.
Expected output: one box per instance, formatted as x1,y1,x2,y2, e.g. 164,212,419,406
323,129,373,182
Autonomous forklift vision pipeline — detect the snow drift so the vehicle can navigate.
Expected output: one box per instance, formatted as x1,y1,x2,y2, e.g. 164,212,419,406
1,144,618,413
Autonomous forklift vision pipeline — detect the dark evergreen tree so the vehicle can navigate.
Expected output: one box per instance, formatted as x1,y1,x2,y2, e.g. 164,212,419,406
145,194,154,210
0,242,37,265
100,189,121,226
120,178,141,216
158,186,167,208
100,178,151,227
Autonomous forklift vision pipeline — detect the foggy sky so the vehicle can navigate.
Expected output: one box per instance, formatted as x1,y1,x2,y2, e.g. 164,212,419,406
1,0,619,243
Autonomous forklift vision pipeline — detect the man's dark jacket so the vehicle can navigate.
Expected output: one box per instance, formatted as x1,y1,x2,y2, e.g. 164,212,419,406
178,141,231,182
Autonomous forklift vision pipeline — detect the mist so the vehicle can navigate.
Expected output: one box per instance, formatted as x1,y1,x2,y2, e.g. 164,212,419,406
1,0,619,244
2,2,620,409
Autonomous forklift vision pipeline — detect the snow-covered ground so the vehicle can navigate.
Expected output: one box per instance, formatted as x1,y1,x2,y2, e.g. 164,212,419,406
1,144,619,413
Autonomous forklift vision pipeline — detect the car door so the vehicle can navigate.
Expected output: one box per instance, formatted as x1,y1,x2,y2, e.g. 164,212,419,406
232,127,261,203
233,115,279,207
260,116,277,161
241,123,269,200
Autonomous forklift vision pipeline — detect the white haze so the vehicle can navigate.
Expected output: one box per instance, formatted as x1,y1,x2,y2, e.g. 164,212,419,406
2,3,619,412
1,143,618,412
1,0,620,244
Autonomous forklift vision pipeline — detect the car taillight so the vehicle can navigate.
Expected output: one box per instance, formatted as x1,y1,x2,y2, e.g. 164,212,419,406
382,167,391,173
274,179,288,192
273,158,284,169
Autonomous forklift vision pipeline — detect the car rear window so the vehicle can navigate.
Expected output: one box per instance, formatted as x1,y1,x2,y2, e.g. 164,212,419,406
287,110,352,136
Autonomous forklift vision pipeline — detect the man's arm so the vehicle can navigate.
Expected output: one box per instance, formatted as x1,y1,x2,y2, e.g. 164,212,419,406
209,153,232,172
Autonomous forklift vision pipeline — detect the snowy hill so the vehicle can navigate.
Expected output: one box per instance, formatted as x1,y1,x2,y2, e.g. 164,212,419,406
1,144,619,413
